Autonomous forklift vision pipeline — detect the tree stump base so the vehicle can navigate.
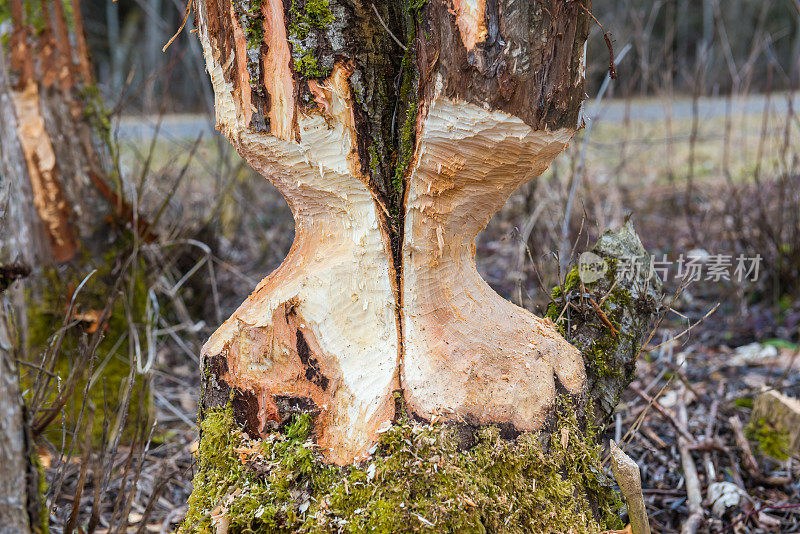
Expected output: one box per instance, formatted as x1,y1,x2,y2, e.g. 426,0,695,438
181,403,625,533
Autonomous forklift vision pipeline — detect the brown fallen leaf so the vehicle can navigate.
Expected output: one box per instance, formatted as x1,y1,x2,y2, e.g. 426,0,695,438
72,309,103,333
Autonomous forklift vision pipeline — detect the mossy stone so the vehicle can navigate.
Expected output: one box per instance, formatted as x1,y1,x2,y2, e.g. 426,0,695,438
746,417,791,461
546,220,663,427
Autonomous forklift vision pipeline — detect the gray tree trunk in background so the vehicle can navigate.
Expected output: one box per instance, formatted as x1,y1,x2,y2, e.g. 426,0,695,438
0,49,43,534
0,312,37,534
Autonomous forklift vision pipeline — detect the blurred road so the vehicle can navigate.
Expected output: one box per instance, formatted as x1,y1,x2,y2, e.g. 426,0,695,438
584,91,800,124
114,92,800,142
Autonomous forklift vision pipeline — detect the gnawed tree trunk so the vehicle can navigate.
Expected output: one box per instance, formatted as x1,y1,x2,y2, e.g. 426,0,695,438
189,0,660,530
195,0,407,464
197,0,589,463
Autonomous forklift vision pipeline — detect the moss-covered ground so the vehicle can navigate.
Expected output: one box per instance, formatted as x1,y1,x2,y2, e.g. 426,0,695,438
180,402,624,533
23,246,151,446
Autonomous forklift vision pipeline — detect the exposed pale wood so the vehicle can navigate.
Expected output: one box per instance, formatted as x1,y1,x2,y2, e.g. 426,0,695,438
399,0,592,428
11,81,77,263
194,0,600,464
402,95,585,429
7,0,76,263
5,0,113,264
0,8,146,529
196,0,399,465
0,55,48,268
451,0,488,51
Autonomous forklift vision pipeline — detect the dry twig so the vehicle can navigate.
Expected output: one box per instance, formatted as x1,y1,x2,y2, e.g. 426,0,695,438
610,440,651,534
676,361,703,534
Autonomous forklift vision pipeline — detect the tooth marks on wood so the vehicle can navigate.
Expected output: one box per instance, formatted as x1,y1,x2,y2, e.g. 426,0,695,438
407,408,521,450
193,0,597,466
295,328,329,391
401,99,586,434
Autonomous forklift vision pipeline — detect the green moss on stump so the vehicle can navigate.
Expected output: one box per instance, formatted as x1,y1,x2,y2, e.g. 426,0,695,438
546,222,663,426
545,262,630,381
390,0,426,196
244,0,265,49
746,417,791,461
230,0,267,88
288,0,334,38
181,405,623,533
293,52,328,81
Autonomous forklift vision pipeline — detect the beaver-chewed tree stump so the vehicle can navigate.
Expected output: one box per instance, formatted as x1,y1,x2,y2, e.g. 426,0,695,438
184,1,663,531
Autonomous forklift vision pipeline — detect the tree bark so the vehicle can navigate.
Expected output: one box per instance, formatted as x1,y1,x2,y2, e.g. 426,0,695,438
0,48,44,534
186,3,671,530
196,0,597,465
5,0,121,265
0,297,42,534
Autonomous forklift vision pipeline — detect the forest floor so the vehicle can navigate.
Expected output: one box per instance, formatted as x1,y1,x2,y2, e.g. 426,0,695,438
36,93,800,533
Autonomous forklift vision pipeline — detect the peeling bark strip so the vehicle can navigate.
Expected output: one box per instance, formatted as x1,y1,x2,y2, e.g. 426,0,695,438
7,0,78,263
195,0,591,464
6,0,113,264
11,82,78,263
